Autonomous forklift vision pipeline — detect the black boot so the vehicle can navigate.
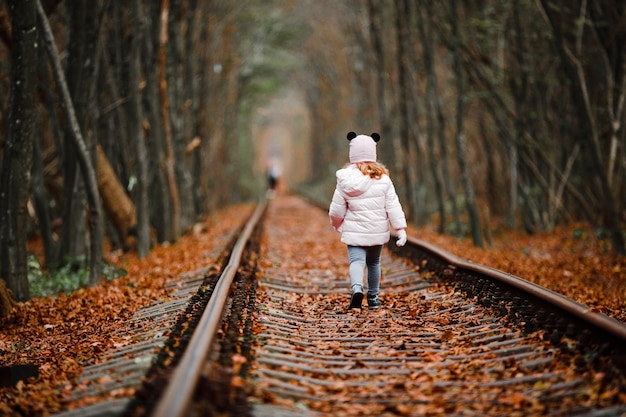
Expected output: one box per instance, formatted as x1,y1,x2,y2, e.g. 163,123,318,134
348,284,364,309
367,294,381,309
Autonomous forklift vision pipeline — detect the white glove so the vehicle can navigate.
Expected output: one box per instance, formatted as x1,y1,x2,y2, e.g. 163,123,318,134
396,229,407,247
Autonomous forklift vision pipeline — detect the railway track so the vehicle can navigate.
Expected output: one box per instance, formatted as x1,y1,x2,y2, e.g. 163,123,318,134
50,194,626,417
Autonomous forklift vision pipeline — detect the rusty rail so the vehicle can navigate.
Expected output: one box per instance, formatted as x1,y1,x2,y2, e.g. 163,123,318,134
389,234,626,348
151,199,267,417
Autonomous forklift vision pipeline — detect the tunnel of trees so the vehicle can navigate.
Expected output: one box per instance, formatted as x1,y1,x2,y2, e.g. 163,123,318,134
0,0,624,315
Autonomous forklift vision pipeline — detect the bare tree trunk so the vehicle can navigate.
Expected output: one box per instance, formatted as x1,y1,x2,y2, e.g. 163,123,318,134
192,3,209,216
35,37,60,268
211,22,236,208
141,0,172,243
1,0,38,304
38,38,65,205
130,0,150,258
159,0,181,242
36,0,103,285
99,3,130,187
393,0,412,218
424,3,462,235
169,0,195,232
31,130,57,268
402,0,427,226
417,2,446,233
450,0,483,248
166,0,183,215
510,0,529,231
367,0,391,161
58,0,94,266
184,0,201,221
480,116,501,218
96,145,137,248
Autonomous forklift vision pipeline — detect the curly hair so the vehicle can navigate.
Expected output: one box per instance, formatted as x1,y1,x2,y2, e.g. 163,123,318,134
354,161,389,179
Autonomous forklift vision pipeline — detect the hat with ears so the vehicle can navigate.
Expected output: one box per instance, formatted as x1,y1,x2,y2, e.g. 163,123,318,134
347,131,380,163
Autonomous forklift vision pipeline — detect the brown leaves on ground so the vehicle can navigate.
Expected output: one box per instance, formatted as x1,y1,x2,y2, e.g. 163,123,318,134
0,196,623,415
409,223,625,323
250,195,626,416
0,204,254,415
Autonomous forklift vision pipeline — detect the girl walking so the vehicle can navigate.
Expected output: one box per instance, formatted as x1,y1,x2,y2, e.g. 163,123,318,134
329,132,407,309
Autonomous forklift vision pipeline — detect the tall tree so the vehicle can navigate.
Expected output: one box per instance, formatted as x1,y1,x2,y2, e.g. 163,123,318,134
367,0,389,143
159,0,181,242
182,0,201,224
57,0,98,266
392,0,412,216
450,0,483,247
416,2,450,234
140,0,172,243
1,0,38,304
130,0,150,258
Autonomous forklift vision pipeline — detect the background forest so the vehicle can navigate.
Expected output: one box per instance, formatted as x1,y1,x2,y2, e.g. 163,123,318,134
0,0,624,312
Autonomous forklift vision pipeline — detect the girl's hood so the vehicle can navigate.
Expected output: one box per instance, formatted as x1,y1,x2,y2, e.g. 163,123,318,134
336,165,373,197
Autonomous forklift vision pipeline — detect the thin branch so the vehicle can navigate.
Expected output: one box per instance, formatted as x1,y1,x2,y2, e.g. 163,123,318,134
35,0,103,284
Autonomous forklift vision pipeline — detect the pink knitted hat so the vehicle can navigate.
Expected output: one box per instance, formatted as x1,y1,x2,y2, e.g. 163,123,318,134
347,131,380,163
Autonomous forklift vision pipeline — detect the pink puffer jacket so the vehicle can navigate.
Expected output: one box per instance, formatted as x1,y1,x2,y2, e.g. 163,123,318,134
328,164,407,246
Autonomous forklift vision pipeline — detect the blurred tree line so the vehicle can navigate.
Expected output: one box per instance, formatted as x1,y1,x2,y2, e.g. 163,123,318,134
0,0,624,315
297,0,624,255
0,0,293,312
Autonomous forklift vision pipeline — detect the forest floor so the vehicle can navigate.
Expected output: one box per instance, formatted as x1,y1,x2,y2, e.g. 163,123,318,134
410,218,626,324
0,193,624,415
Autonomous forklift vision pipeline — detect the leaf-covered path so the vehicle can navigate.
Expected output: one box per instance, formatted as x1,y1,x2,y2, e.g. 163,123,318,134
0,193,623,415
247,195,626,416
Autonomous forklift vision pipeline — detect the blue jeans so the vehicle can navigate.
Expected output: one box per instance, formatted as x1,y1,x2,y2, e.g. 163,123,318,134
347,245,383,296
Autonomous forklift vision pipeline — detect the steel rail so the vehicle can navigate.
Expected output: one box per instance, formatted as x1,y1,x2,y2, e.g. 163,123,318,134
152,199,267,417
398,234,626,345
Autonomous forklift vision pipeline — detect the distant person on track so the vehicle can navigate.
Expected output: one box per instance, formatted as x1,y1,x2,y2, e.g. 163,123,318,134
266,158,282,198
328,132,407,310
